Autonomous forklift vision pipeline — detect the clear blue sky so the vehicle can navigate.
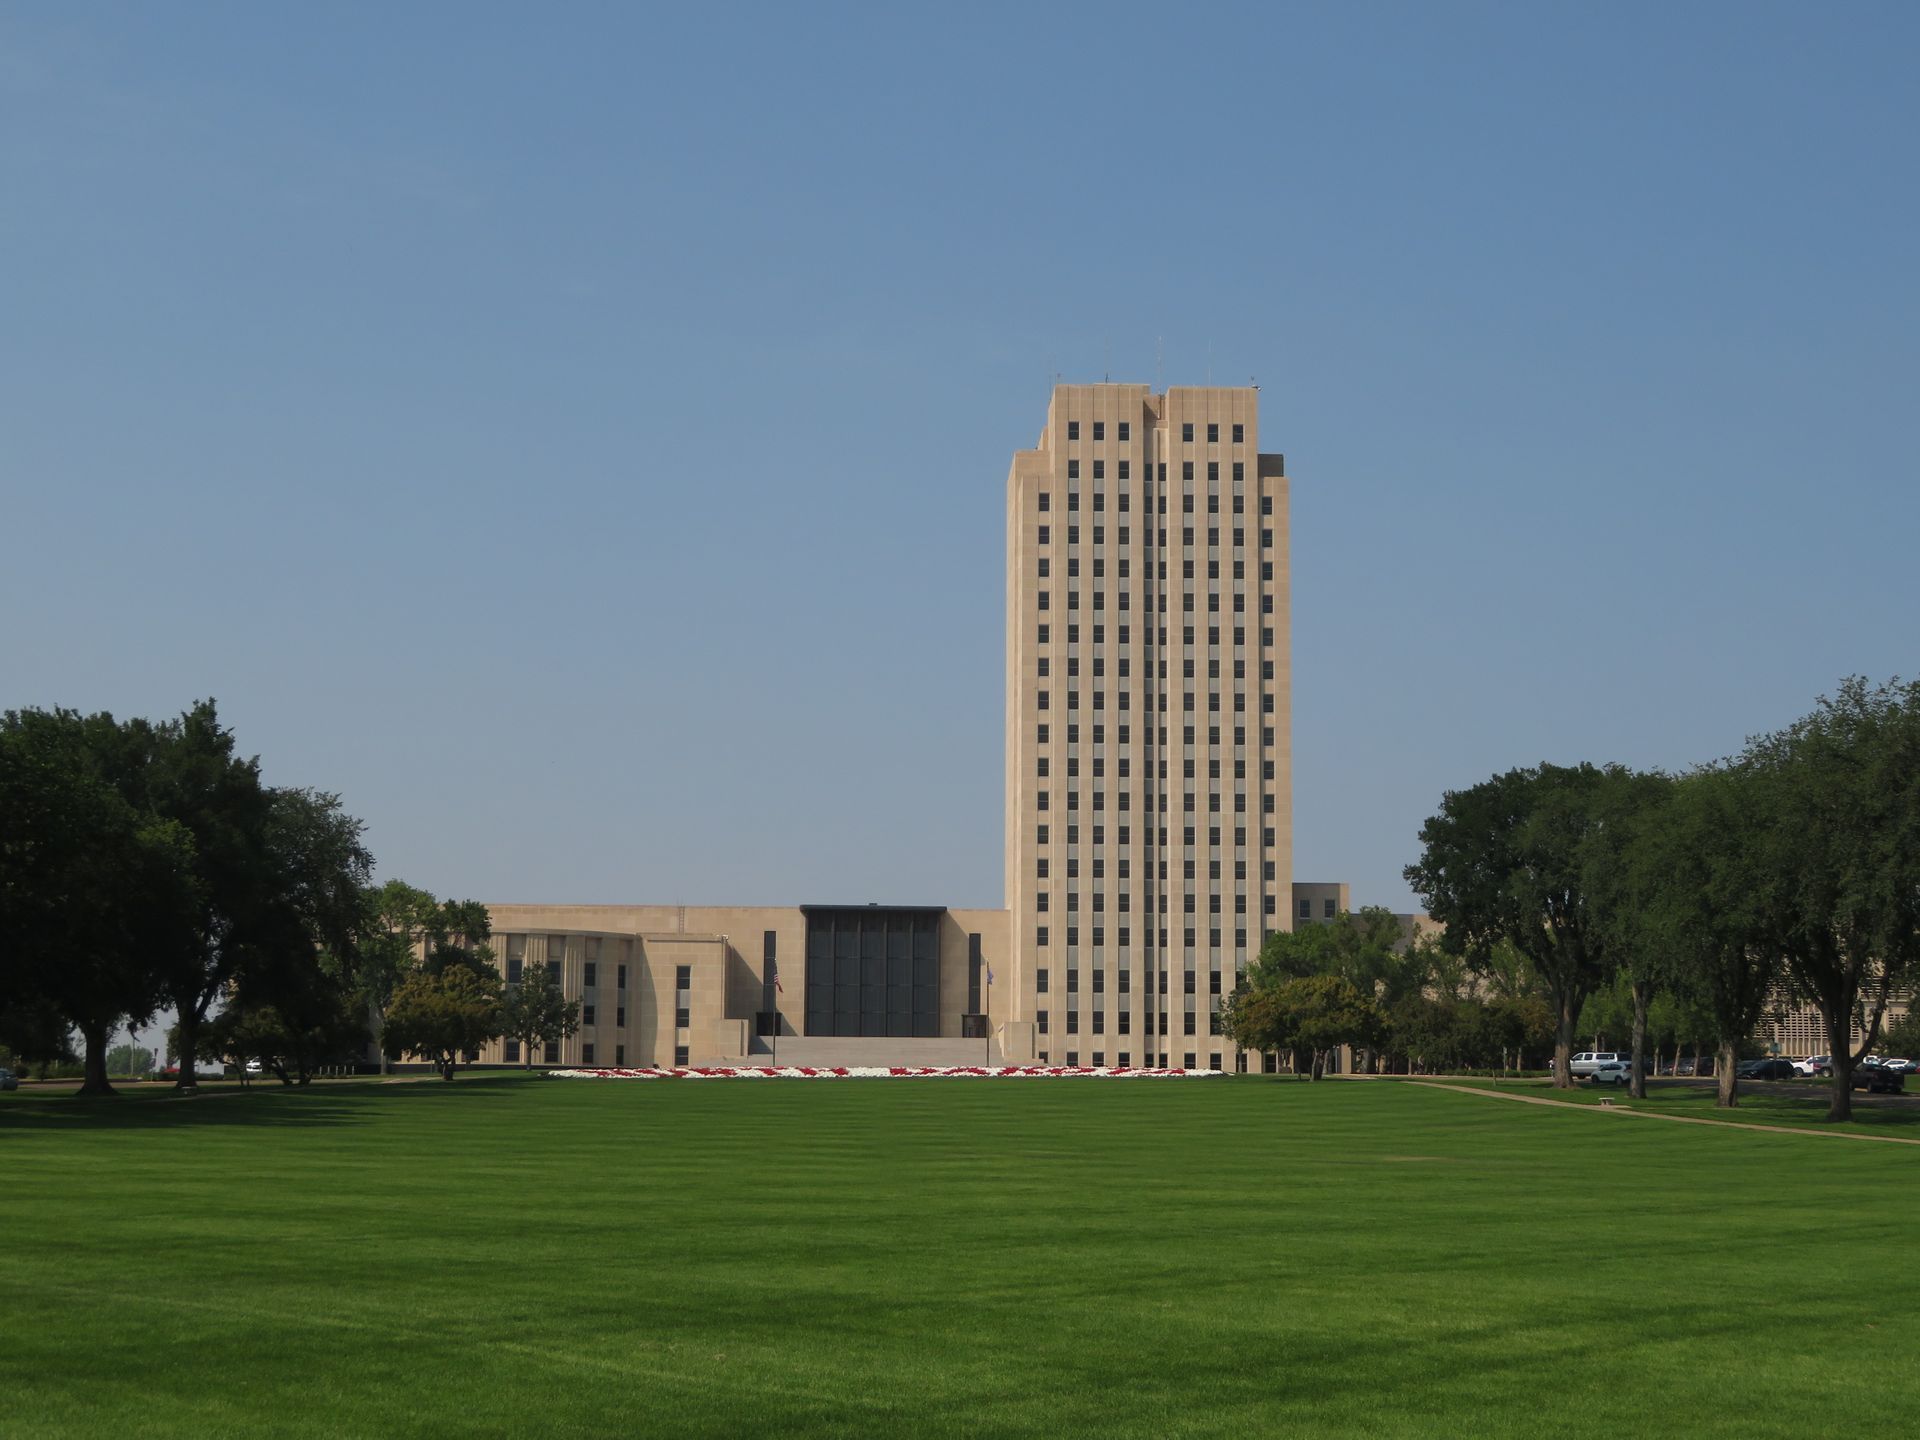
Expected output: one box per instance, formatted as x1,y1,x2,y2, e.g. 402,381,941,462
4,1,1916,916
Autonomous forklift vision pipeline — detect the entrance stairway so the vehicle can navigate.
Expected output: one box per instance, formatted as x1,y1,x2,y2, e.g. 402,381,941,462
714,1035,1003,1068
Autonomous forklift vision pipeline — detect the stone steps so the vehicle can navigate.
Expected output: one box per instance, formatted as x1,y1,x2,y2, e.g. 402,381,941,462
712,1035,1002,1068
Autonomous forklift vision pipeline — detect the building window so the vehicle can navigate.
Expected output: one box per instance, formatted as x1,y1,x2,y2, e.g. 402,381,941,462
1093,421,1105,441
547,959,562,983
615,1044,625,1065
544,1041,559,1064
1118,422,1130,441
506,957,523,984
1207,423,1219,442
617,963,628,990
674,1045,689,1066
1182,423,1194,442
1299,899,1312,918
1325,899,1337,918
676,965,691,988
676,1007,690,1027
1068,460,1080,479
583,961,597,989
1037,968,1049,993
582,1043,595,1065
504,1040,520,1063
1040,492,1051,512
1068,420,1080,440
1232,423,1244,443
583,1004,596,1025
1038,1009,1050,1034
616,1006,626,1026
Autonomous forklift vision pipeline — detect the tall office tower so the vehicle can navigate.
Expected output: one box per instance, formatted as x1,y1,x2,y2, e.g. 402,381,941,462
1005,385,1291,1068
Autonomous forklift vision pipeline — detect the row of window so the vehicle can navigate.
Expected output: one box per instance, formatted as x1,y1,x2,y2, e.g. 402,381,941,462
1300,898,1339,919
1062,420,1246,446
1035,690,1281,718
1033,921,1273,948
1040,559,1276,588
1039,528,1277,550
1034,723,1277,749
1039,1011,1219,1036
1038,490,1278,517
1037,591,1279,618
1037,968,1228,994
1034,789,1279,815
1035,855,1279,882
1033,824,1282,851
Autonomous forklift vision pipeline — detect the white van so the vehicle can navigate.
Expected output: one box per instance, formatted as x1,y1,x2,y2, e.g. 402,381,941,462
1570,1051,1634,1077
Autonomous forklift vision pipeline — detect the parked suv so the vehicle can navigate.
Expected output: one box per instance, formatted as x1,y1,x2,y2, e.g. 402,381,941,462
0,1067,17,1092
1792,1054,1832,1077
1852,1060,1907,1094
1570,1052,1634,1077
1586,1060,1633,1087
1736,1058,1797,1080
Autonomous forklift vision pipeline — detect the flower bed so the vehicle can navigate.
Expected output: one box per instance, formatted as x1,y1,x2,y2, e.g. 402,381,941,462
548,1065,1221,1080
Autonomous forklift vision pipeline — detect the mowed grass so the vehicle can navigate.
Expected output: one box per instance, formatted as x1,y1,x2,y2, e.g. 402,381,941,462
1405,1074,1920,1130
3,1076,1915,1439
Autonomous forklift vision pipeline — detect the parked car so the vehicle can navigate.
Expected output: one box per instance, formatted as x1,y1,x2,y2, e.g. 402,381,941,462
1792,1054,1833,1077
1570,1051,1635,1077
1736,1058,1798,1081
0,1067,18,1092
1586,1060,1633,1087
1880,1057,1917,1075
1852,1060,1907,1094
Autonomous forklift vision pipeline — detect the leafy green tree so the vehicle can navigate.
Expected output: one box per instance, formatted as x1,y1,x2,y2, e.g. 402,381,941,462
418,898,498,983
0,997,77,1077
1226,975,1385,1080
106,1042,155,1077
500,963,580,1068
358,880,438,1074
383,967,503,1080
1627,764,1779,1106
1406,763,1641,1088
0,708,198,1096
1744,678,1920,1121
1879,1010,1920,1061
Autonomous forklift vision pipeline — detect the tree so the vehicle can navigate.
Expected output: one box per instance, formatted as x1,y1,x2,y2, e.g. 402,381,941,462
359,880,439,1074
1242,907,1420,1072
0,708,198,1096
1580,769,1676,1098
1744,678,1920,1121
383,968,502,1080
1406,763,1640,1088
106,1042,155,1077
500,963,580,1068
1630,764,1778,1107
1226,975,1385,1080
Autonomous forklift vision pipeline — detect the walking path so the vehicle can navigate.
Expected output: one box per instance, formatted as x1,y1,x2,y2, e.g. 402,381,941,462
1404,1078,1920,1147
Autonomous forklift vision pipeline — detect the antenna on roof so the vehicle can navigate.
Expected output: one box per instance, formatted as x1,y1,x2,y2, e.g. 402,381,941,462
1103,335,1111,383
1155,335,1163,393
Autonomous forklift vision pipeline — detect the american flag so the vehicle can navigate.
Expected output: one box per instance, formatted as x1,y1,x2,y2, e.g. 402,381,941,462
771,960,783,993
986,965,995,986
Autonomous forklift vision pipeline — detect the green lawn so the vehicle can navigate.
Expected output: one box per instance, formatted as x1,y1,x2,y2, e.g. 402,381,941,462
3,1075,1914,1438
1404,1073,1920,1130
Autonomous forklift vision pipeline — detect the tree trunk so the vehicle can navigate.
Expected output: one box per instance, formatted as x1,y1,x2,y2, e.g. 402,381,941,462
76,1021,116,1098
1825,1007,1854,1123
174,1010,201,1093
1309,1050,1326,1081
1553,990,1577,1089
1628,980,1651,1101
1715,1040,1738,1107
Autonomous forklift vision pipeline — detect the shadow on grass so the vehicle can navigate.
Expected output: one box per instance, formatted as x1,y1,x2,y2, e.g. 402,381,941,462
0,1073,541,1133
